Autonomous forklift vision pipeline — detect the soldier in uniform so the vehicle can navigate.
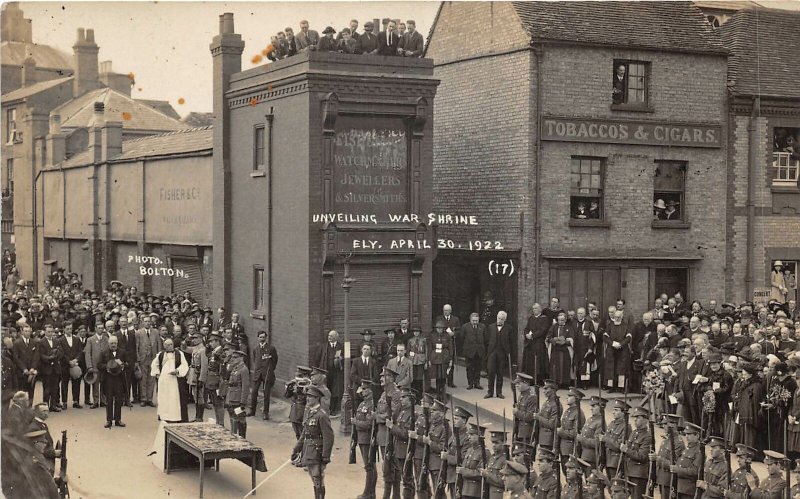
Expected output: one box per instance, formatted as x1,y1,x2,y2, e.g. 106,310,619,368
387,387,416,499
696,436,729,499
535,380,562,450
789,458,800,499
619,406,652,499
204,332,226,426
562,455,587,499
189,333,208,422
584,469,608,499
748,450,787,499
311,366,332,413
428,321,451,400
500,460,535,499
441,406,472,499
376,366,400,458
557,387,586,470
408,326,429,395
456,422,487,499
650,413,685,499
577,396,607,466
354,379,377,499
610,478,635,499
422,398,450,496
480,429,507,499
602,399,631,479
410,398,429,499
292,385,335,499
513,373,539,444
286,365,312,439
532,447,559,499
670,422,703,499
511,441,538,490
224,350,250,437
727,443,759,499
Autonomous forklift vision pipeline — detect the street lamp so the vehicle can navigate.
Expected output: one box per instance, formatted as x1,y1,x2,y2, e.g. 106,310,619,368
340,253,356,435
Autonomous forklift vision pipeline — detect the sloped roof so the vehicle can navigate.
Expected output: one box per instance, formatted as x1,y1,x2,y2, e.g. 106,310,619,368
511,1,726,54
1,75,72,101
720,7,800,98
182,112,214,128
60,126,212,168
135,98,181,120
53,87,188,132
1,40,73,69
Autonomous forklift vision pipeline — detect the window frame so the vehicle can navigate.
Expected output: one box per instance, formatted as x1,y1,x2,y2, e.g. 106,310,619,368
5,158,13,194
253,125,265,171
652,160,689,228
569,156,608,227
253,265,265,312
610,59,653,112
6,108,17,144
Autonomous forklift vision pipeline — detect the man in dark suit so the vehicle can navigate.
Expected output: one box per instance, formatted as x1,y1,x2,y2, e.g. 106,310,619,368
115,316,138,405
484,311,516,399
99,335,126,428
25,403,60,474
350,343,379,403
58,322,83,408
13,324,40,400
337,19,360,41
249,330,279,420
436,304,461,388
37,325,62,411
316,330,344,416
612,63,626,104
378,20,400,56
398,20,424,57
522,303,552,382
357,21,379,55
395,318,411,347
457,313,486,390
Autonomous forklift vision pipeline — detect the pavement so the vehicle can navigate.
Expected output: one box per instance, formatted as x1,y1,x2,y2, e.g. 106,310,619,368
39,369,772,499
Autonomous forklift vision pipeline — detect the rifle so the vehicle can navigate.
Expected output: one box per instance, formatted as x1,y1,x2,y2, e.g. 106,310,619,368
644,417,657,499
453,398,464,499
433,406,453,499
786,420,791,499
693,425,706,499
616,405,629,479
529,379,541,458
368,408,380,465
476,402,488,499
668,423,679,499
349,386,358,464
508,352,518,443
403,403,417,478
417,401,431,493
55,430,69,498
503,409,509,460
385,392,395,463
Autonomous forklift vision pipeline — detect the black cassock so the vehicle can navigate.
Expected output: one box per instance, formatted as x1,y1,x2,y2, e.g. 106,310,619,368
316,341,344,398
547,323,574,385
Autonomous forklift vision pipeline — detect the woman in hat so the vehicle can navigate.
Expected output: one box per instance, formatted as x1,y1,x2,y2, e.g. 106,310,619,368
771,261,789,303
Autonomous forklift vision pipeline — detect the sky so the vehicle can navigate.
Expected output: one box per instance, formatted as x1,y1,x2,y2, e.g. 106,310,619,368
17,1,441,117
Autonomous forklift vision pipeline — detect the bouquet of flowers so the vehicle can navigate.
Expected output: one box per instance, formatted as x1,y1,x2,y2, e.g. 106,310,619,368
643,369,665,396
767,383,792,408
702,388,716,414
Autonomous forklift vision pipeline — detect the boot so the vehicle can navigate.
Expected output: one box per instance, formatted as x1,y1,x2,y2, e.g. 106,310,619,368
319,486,325,499
195,404,205,422
238,421,247,438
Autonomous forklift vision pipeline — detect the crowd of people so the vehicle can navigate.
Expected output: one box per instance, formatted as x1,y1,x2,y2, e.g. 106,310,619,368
1,270,280,497
4,256,800,498
264,18,425,61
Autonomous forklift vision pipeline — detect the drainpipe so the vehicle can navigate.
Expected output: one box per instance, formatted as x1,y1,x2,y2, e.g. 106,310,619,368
266,113,274,333
532,42,543,304
745,96,760,299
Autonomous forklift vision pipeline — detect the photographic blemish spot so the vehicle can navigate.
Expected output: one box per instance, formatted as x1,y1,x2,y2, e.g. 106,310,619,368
249,98,258,107
127,72,135,81
251,54,263,64
178,98,185,105
122,112,132,121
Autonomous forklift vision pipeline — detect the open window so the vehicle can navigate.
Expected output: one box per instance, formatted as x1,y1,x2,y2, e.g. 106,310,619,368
772,127,800,187
611,60,650,110
653,160,687,225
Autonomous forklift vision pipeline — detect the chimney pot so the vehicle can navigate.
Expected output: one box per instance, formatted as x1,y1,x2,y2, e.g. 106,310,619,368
221,13,234,34
49,114,62,134
86,28,95,43
77,27,85,42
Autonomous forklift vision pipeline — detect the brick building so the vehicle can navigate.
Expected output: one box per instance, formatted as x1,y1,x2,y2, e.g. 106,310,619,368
39,110,213,302
427,1,730,330
1,3,187,286
211,14,439,378
720,7,800,304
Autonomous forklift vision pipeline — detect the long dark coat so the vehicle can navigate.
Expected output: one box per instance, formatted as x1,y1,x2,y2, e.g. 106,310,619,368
316,341,344,398
547,323,574,385
522,314,551,381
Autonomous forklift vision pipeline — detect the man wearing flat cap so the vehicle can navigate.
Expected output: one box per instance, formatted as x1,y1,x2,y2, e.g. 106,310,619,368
357,21,379,55
292,385,334,499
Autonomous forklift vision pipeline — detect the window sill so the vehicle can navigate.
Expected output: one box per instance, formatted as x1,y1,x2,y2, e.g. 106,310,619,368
569,219,610,228
651,220,691,229
610,103,654,113
771,184,800,194
250,170,266,178
250,311,267,320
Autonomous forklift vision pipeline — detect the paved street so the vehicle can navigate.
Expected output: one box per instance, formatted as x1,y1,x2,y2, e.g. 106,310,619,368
42,367,772,499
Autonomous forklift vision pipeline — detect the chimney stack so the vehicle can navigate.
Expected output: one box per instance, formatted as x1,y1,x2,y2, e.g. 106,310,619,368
21,44,36,87
46,114,66,167
98,60,132,97
73,26,101,97
88,102,104,163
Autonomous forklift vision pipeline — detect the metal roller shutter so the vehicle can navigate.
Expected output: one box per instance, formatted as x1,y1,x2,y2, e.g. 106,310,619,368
332,263,411,353
171,258,204,302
